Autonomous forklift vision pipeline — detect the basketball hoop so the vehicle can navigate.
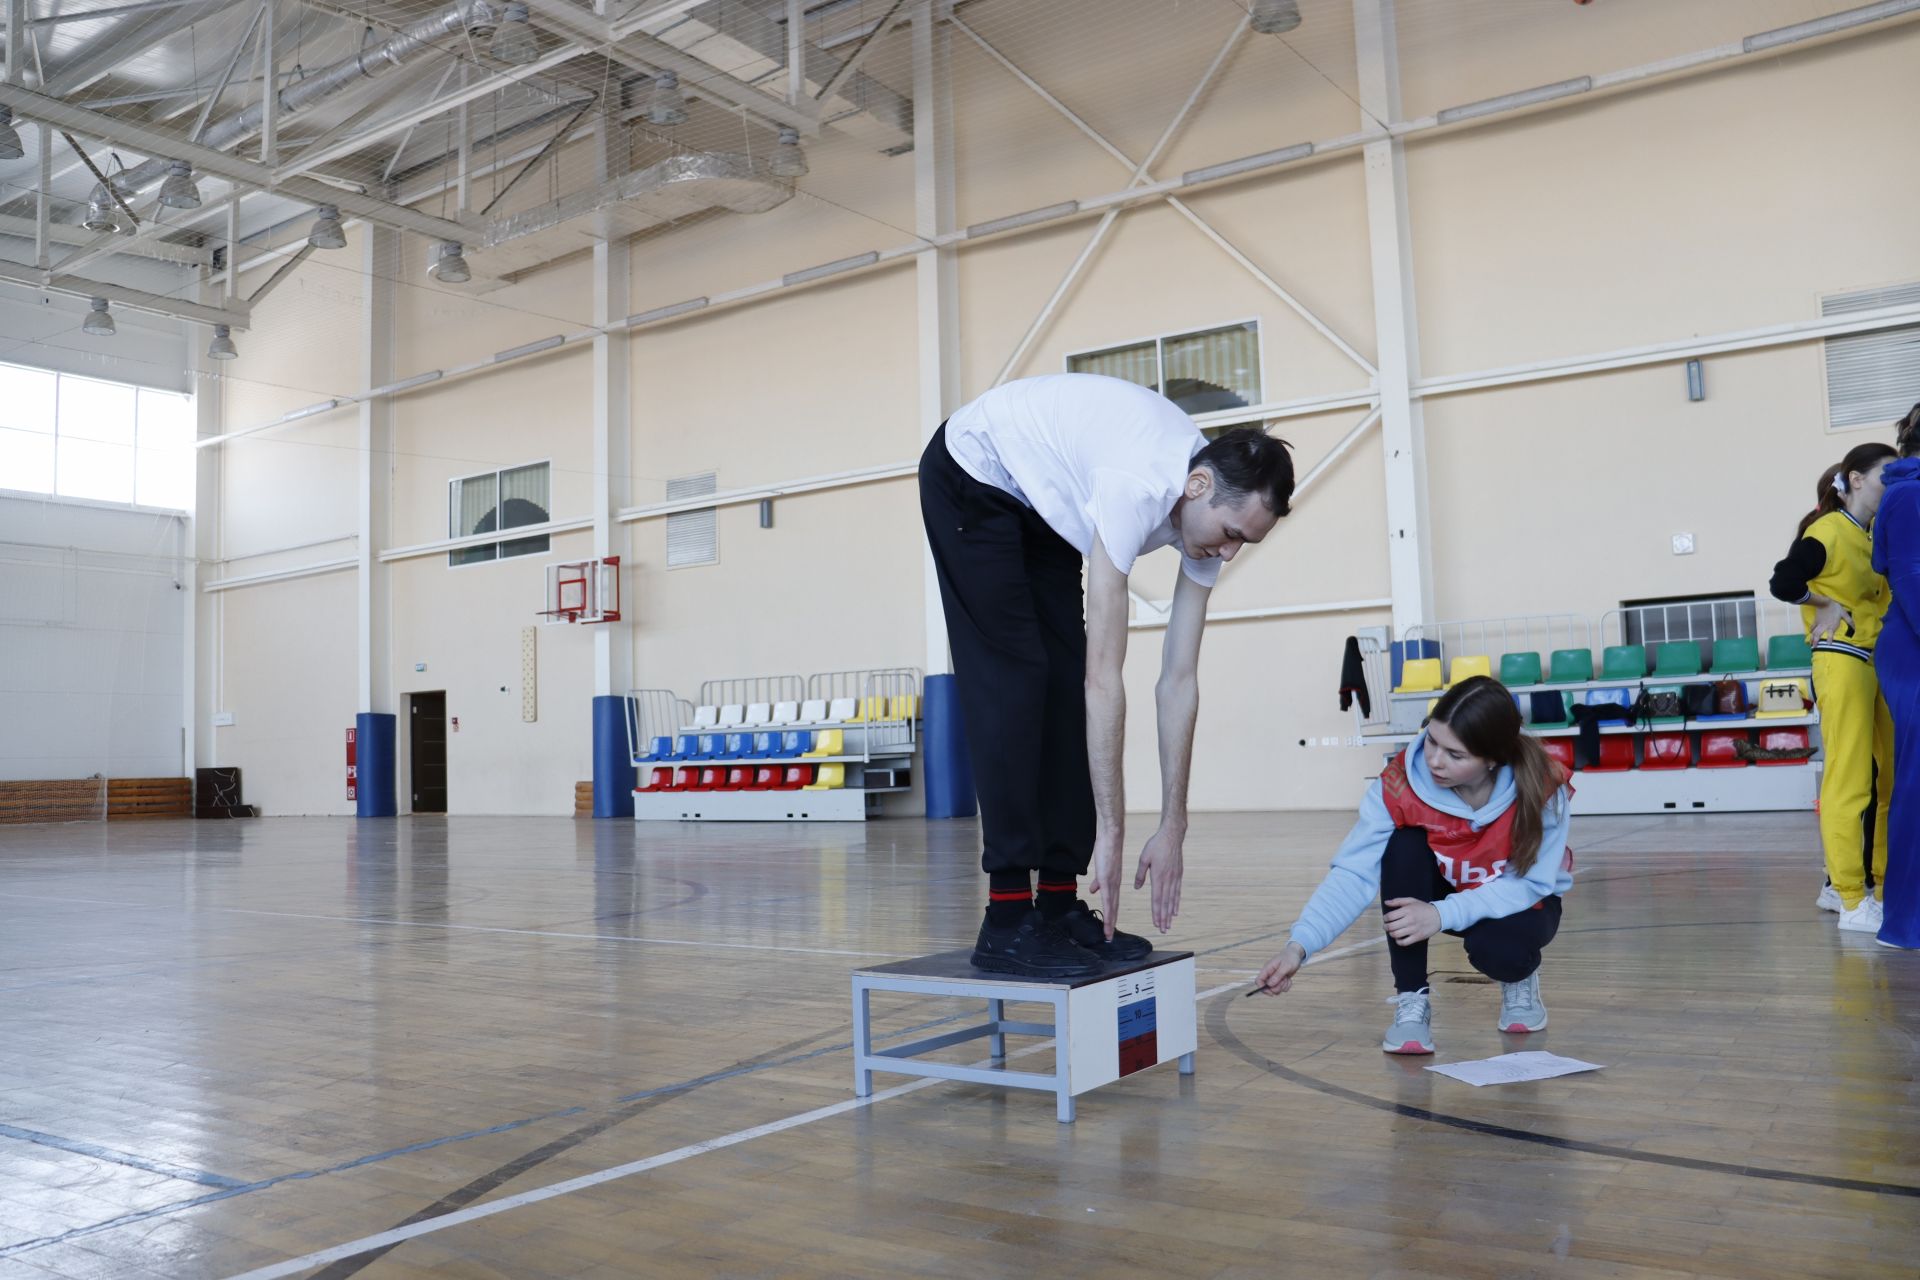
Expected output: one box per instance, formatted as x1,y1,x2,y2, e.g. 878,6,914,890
541,556,621,625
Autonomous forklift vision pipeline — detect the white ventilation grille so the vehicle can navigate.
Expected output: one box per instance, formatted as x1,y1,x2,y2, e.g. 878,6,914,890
666,472,718,568
1823,282,1920,431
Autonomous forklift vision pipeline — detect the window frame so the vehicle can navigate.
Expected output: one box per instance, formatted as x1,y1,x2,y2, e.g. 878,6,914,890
0,360,194,511
446,458,554,569
1063,316,1265,416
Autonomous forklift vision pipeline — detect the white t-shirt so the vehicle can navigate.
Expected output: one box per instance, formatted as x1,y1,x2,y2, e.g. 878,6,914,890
943,374,1222,588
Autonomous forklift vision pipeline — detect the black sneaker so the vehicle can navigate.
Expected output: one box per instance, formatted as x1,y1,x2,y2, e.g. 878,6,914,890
1056,899,1152,961
971,909,1103,978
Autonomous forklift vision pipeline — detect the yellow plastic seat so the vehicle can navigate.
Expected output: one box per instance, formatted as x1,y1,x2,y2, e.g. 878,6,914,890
1395,658,1443,694
1447,655,1492,686
848,695,887,723
802,764,846,791
888,694,919,721
803,729,843,757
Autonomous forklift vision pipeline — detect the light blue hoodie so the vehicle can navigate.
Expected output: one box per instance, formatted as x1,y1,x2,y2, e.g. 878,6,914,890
1286,729,1575,958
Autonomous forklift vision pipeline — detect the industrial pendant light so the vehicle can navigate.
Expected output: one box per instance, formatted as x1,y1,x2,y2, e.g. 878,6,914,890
81,297,115,337
647,71,688,126
769,126,807,178
489,2,538,65
0,106,23,162
207,325,238,360
308,204,347,250
426,240,471,284
1251,0,1303,34
82,183,122,233
157,159,202,210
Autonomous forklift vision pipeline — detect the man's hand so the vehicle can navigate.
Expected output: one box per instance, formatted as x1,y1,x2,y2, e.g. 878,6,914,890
1255,941,1305,994
1085,830,1124,940
1811,599,1853,643
1383,898,1442,946
1133,826,1185,933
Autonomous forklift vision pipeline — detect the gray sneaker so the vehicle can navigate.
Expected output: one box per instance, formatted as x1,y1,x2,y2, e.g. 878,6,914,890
1816,882,1843,913
1498,973,1548,1033
1381,988,1434,1054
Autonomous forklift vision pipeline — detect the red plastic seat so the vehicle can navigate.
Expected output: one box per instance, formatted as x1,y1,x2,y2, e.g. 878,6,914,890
637,767,674,793
747,766,779,791
720,766,750,791
1641,733,1689,771
670,766,699,791
1699,731,1748,768
776,764,814,791
694,766,724,790
1584,736,1634,772
1755,727,1811,766
1539,739,1575,773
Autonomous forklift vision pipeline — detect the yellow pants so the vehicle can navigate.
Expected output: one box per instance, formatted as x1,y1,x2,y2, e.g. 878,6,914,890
1814,650,1893,907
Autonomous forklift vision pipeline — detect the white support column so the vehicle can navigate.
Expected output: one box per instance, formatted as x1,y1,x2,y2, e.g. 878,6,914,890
4,0,23,86
358,228,396,719
189,278,224,774
1355,0,1433,632
32,123,48,269
592,112,632,698
913,0,956,676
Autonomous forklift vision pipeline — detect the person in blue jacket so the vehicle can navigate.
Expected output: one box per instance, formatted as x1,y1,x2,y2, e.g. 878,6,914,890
1875,403,1920,950
1253,676,1576,1053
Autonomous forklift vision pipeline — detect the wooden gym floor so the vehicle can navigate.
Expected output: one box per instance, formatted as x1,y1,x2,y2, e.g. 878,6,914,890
0,810,1913,1279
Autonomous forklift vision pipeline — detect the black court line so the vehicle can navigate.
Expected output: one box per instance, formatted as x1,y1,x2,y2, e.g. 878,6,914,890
1204,995,1920,1200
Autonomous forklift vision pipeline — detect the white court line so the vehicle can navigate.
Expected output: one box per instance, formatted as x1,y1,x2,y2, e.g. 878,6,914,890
0,890,919,960
221,976,1287,1280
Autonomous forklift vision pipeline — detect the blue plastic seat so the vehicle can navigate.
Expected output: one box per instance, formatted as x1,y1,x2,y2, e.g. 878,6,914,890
781,730,813,757
722,732,751,759
752,731,781,758
673,734,701,761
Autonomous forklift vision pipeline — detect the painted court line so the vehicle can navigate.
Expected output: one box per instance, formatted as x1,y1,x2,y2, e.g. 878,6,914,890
223,979,1258,1280
0,890,911,960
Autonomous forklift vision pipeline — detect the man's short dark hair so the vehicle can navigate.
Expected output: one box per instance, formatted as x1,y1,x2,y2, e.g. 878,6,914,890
1192,427,1295,516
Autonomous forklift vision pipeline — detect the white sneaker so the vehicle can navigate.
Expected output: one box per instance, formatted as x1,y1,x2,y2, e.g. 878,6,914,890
1816,883,1843,913
1497,973,1549,1033
1381,989,1434,1055
1838,896,1884,933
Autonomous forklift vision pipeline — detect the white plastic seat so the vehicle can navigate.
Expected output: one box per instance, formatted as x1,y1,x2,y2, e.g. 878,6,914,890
799,699,828,724
770,701,800,726
744,703,773,727
692,705,719,729
718,705,746,728
828,697,857,723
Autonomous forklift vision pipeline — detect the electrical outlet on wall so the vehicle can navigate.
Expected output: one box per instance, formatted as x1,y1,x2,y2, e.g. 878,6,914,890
1671,533,1696,555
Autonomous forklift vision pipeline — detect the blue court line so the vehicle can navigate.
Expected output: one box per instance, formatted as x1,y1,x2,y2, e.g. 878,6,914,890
0,1010,971,1259
0,1123,247,1189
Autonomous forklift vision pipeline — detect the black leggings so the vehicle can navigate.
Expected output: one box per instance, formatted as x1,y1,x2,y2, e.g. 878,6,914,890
1381,826,1561,993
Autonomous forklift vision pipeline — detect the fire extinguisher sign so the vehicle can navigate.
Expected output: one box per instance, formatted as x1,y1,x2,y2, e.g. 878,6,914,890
346,727,358,802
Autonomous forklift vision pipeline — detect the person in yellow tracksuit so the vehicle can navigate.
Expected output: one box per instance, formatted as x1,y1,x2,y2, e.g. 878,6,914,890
1771,442,1898,932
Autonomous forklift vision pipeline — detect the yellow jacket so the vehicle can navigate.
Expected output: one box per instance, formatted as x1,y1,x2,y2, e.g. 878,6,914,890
1799,510,1889,655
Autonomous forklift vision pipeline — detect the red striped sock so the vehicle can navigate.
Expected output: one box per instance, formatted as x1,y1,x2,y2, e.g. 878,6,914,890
1036,878,1077,918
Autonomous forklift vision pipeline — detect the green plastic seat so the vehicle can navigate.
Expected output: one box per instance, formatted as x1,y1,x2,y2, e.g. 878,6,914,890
1767,634,1813,669
1602,644,1648,680
1546,649,1593,684
1499,652,1543,686
1652,641,1702,678
1709,635,1760,674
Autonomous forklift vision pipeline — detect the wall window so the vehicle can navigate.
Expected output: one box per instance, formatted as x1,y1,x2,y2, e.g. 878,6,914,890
1067,321,1261,415
449,461,550,566
0,362,194,509
665,472,718,568
1824,281,1920,432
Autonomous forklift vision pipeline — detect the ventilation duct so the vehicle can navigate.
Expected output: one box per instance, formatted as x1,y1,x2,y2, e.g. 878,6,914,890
479,151,792,277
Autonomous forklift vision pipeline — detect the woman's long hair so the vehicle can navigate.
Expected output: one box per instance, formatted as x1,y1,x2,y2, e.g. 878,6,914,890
1796,442,1897,537
1897,402,1920,459
1427,675,1562,874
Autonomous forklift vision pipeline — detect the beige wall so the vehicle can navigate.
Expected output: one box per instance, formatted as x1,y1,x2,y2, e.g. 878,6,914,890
202,8,1920,815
